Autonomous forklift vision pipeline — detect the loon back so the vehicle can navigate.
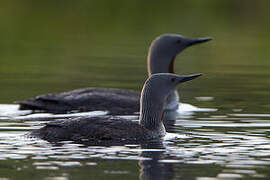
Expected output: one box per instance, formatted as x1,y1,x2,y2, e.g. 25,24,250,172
30,116,151,145
19,88,140,115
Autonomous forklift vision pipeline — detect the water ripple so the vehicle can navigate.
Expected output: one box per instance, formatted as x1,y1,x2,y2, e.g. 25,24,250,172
0,105,269,179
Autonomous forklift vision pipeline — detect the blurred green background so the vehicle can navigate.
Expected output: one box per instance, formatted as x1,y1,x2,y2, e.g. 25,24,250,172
0,0,269,113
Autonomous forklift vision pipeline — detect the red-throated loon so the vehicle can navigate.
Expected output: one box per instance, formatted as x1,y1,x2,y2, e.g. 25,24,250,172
19,34,211,115
30,73,202,144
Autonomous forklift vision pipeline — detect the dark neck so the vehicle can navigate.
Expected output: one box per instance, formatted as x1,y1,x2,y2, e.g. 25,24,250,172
147,51,172,76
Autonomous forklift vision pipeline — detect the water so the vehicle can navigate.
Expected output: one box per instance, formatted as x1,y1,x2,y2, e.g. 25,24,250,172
1,1,270,179
0,106,270,179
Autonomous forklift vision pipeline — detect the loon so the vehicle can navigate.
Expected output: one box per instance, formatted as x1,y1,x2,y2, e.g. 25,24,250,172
30,73,202,144
19,34,211,115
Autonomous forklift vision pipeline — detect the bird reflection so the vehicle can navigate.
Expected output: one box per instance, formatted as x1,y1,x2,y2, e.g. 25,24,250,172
139,142,175,180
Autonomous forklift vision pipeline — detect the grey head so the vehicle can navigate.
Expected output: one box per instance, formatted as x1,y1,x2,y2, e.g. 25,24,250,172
147,34,212,76
139,73,202,137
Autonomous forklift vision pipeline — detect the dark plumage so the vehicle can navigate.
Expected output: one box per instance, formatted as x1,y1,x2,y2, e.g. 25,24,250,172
20,88,140,115
31,116,150,145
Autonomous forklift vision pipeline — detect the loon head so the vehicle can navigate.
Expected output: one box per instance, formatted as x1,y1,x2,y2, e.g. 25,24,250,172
147,34,212,75
139,73,202,136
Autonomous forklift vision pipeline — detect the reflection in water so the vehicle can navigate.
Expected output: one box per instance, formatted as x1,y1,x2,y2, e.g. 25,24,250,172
0,104,108,121
0,105,269,179
139,143,174,180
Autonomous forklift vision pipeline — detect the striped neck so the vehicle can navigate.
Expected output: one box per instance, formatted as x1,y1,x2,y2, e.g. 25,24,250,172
139,83,166,137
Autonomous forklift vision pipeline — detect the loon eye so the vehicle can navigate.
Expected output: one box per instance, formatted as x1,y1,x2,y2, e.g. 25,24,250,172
171,78,176,82
176,39,182,44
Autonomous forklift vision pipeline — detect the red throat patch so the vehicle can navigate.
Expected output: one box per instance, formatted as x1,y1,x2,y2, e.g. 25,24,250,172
169,56,175,73
161,111,164,122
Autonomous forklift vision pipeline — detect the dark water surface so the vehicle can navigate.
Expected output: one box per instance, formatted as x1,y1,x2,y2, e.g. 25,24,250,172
0,1,270,179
